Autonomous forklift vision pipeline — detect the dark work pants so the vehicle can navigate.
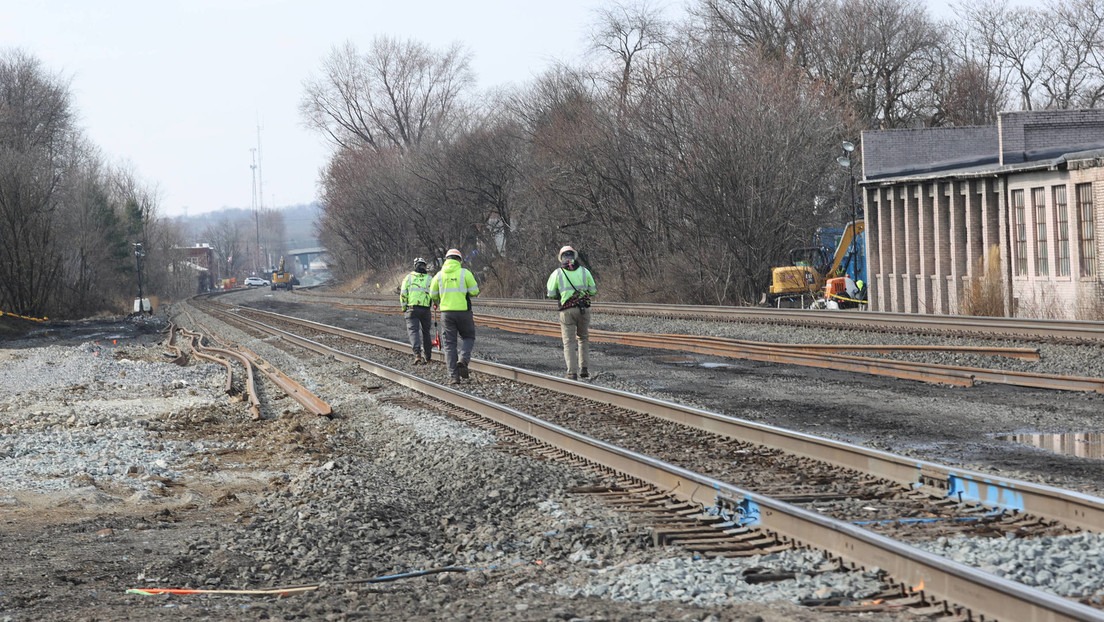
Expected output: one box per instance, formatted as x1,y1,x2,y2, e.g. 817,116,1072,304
442,310,476,378
405,306,433,359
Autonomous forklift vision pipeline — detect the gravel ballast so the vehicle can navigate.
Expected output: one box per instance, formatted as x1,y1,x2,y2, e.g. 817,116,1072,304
2,289,1103,620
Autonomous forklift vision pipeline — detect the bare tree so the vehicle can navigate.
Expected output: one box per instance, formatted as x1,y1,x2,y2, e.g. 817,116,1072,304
300,37,475,153
955,0,1046,110
695,0,826,66
0,49,74,316
656,45,849,303
1038,0,1104,108
202,217,244,281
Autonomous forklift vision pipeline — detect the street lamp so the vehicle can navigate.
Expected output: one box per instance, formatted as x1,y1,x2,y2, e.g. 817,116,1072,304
836,141,858,281
133,242,148,315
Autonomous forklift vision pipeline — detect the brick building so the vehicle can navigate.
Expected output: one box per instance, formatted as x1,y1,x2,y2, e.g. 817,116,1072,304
860,110,1104,318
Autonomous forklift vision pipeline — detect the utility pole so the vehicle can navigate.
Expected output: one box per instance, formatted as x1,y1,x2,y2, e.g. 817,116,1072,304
133,242,147,315
256,122,264,212
251,148,260,276
256,122,267,268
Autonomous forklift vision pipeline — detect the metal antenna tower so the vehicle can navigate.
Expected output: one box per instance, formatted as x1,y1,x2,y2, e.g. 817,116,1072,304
251,148,260,274
256,121,264,211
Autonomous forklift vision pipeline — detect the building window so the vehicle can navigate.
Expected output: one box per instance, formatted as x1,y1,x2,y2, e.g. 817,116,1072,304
1054,185,1070,277
1033,187,1048,276
1013,189,1028,276
1078,183,1096,277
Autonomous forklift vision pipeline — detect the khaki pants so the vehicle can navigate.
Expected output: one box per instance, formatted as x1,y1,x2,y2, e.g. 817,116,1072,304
559,306,590,375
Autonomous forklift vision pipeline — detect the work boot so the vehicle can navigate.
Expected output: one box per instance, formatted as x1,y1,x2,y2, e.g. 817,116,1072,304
457,361,470,379
414,354,425,365
580,367,589,379
449,376,461,385
565,372,578,380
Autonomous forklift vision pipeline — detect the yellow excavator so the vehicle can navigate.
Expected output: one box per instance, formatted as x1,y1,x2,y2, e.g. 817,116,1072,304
764,219,865,308
271,256,294,291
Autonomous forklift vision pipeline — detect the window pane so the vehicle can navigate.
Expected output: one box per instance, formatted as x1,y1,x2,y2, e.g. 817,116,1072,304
1034,187,1048,276
1078,183,1096,277
1055,186,1070,277
1013,189,1027,276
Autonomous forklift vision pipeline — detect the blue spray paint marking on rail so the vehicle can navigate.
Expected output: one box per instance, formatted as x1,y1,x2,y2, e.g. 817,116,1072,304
946,473,1026,512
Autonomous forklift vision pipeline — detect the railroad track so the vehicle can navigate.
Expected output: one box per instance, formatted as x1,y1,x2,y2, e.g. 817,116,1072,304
478,299,1104,345
299,291,1104,344
180,298,1104,621
329,302,1104,393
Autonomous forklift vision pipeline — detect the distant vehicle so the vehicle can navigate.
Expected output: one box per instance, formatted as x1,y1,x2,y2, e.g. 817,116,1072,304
763,219,866,308
244,276,270,287
271,256,294,291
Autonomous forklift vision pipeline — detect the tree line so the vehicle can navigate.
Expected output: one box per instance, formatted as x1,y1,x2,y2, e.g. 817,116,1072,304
0,50,177,318
5,0,1100,318
0,49,291,319
302,0,1104,304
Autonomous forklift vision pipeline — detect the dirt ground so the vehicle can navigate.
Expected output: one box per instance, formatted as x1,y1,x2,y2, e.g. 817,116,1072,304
1,291,1101,621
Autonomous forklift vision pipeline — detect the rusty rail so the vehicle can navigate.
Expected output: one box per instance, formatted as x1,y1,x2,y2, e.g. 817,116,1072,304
329,304,1104,392
179,327,262,420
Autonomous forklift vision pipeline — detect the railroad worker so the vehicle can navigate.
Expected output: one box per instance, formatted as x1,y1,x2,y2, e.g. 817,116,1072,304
400,257,434,365
430,248,480,385
546,245,597,380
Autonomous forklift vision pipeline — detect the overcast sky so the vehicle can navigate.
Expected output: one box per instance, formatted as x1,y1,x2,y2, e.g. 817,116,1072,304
3,1,971,219
1,0,643,217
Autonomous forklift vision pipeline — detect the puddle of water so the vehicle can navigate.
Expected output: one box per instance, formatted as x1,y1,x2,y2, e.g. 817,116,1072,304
654,355,733,370
1000,432,1104,460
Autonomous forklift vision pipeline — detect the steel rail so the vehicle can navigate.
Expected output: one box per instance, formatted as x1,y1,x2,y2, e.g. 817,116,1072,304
223,305,1104,534
198,307,332,417
180,331,234,394
179,327,263,420
338,302,1040,360
451,297,1104,344
473,313,1041,360
208,304,1104,622
334,303,1104,393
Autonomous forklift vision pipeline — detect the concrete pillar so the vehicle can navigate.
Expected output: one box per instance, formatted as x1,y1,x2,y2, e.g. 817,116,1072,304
950,180,968,314
866,186,882,311
904,185,921,313
890,187,906,312
994,178,1013,316
933,182,950,314
919,181,936,314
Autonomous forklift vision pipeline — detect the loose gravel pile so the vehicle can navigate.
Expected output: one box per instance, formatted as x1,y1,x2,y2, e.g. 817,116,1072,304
0,340,227,495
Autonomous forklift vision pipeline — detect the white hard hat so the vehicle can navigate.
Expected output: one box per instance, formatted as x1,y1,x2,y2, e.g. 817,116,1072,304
445,248,462,260
558,245,576,260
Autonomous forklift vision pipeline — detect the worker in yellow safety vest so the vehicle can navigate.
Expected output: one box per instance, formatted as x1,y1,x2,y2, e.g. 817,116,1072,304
400,257,434,364
429,248,480,384
546,245,597,380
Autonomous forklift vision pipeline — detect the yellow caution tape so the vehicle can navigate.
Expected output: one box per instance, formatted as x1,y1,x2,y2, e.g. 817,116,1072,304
0,309,48,322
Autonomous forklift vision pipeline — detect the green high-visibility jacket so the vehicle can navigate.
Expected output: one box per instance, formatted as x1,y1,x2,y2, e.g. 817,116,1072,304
430,259,479,311
546,266,597,306
400,272,432,310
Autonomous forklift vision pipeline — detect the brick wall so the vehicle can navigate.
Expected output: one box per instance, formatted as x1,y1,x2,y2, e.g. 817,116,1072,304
862,126,997,180
999,109,1104,165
